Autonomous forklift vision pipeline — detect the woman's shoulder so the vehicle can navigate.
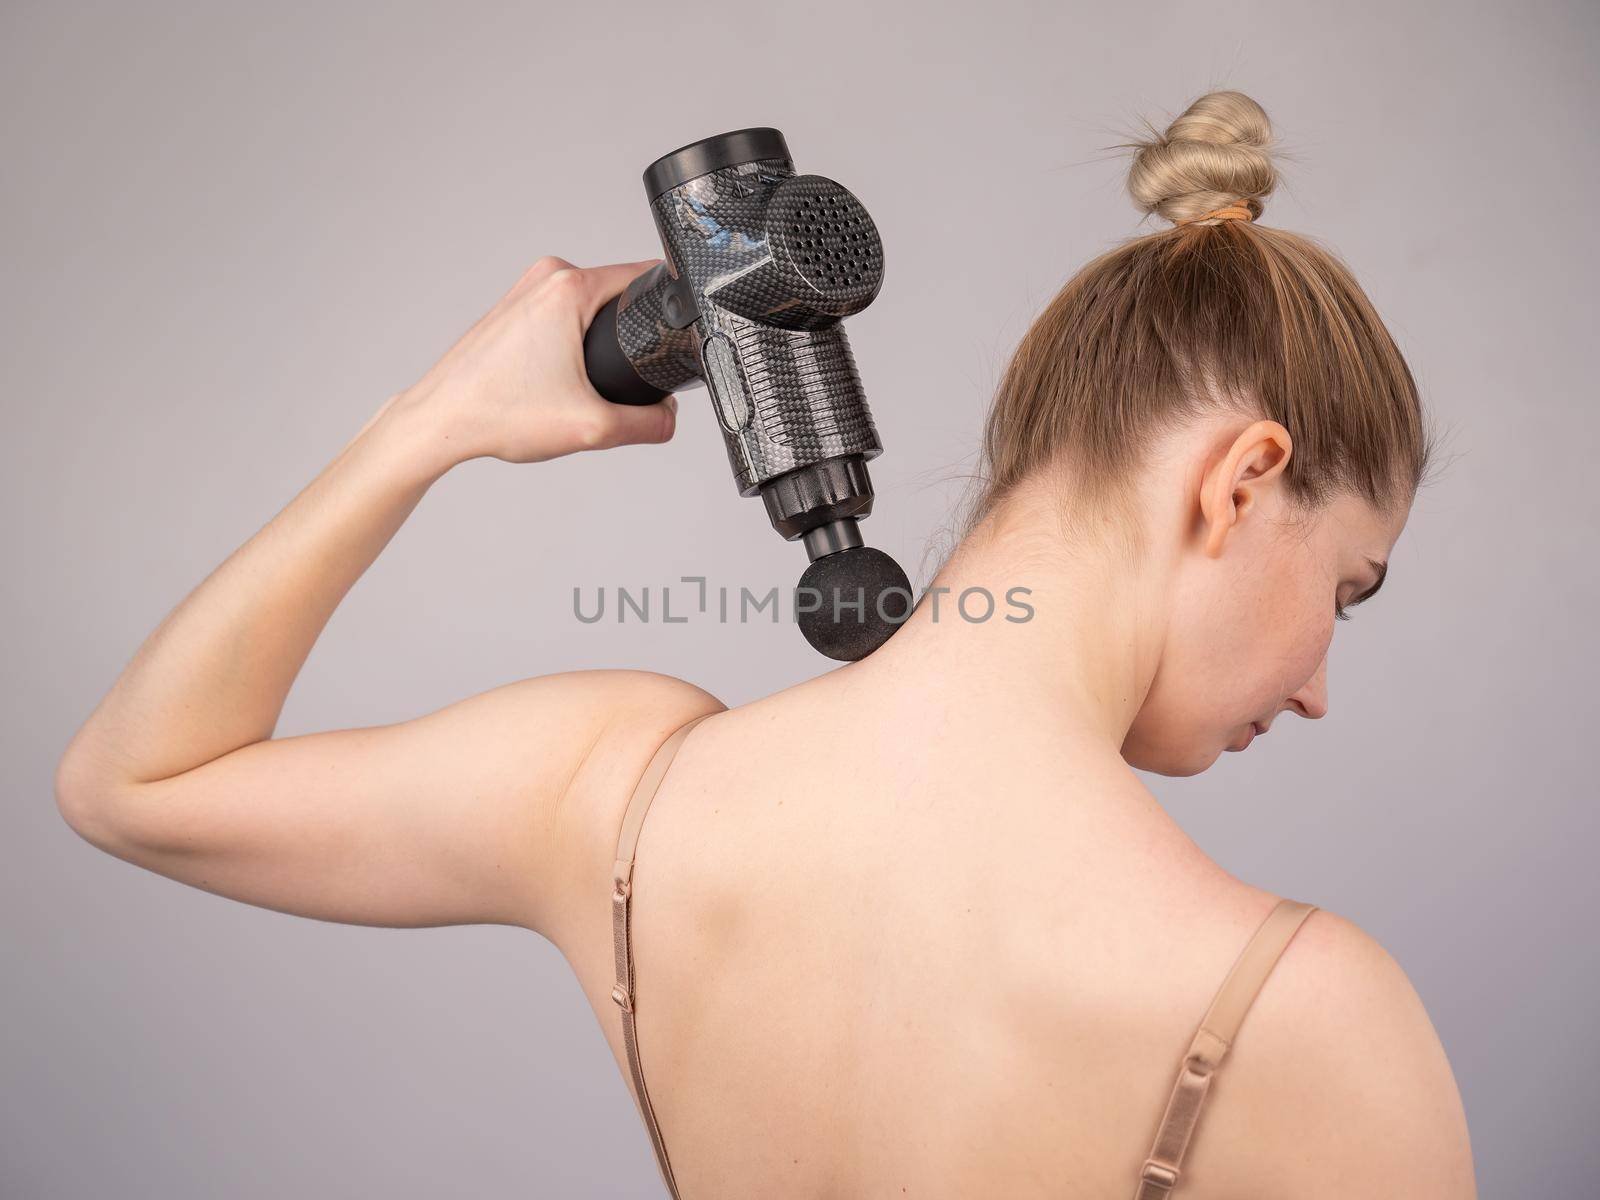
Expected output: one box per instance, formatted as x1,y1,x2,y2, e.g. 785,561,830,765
523,668,724,945
1180,887,1476,1197
560,666,727,807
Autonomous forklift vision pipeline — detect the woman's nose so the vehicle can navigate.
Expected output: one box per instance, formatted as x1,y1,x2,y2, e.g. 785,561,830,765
1287,654,1330,720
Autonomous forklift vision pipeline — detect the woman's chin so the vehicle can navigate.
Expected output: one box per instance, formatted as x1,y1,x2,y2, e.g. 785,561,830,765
1121,741,1213,778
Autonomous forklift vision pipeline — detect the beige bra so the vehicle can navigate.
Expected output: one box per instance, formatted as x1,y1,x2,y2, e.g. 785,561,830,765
610,712,1318,1199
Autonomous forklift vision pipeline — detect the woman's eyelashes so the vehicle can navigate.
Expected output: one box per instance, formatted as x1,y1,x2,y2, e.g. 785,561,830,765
1336,575,1383,621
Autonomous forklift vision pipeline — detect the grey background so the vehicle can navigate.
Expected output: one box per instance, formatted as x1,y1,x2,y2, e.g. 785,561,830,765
3,1,1595,1195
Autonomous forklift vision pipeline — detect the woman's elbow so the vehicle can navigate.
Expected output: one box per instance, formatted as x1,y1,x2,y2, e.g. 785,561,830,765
54,742,140,855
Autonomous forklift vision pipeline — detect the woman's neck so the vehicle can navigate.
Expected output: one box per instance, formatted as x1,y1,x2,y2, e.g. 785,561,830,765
828,492,1175,761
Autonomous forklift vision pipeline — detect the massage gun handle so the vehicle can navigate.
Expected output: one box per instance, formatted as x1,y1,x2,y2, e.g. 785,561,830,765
583,293,671,406
583,260,707,406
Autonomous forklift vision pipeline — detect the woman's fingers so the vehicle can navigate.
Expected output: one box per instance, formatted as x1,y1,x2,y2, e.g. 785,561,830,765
571,257,665,323
385,252,683,464
520,255,577,290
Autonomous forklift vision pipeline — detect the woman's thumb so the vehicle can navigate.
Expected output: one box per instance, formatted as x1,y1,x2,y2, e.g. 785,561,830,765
605,393,678,447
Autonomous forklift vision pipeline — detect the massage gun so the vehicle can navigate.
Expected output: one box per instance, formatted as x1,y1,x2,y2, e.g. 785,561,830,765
581,127,911,661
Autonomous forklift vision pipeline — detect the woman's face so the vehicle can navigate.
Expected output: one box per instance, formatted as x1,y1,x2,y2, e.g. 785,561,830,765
1122,486,1409,777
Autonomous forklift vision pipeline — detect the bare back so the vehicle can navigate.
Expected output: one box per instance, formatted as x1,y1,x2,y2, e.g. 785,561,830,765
555,679,1384,1199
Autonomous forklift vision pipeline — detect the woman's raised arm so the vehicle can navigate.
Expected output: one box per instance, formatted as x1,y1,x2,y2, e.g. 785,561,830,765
54,256,721,938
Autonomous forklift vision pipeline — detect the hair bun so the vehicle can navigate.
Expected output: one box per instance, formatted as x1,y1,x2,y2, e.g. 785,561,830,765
1124,90,1279,225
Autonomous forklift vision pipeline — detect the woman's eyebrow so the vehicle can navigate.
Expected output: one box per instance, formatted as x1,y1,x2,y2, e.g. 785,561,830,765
1350,557,1388,605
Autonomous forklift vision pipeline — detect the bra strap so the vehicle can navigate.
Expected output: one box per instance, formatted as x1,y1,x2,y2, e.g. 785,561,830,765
610,711,717,1200
1133,897,1319,1199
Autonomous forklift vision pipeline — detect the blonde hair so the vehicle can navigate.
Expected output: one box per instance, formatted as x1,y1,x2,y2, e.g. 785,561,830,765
955,89,1442,554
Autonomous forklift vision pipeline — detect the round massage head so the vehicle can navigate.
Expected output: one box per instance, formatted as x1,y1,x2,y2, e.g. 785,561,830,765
797,546,914,662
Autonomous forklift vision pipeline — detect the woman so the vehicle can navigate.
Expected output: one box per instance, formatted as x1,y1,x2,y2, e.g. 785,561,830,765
56,90,1475,1197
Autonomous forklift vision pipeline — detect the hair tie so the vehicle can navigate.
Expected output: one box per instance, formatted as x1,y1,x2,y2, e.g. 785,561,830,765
1173,199,1256,226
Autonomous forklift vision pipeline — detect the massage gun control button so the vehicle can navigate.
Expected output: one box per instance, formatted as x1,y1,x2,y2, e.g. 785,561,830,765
664,289,697,329
701,333,752,433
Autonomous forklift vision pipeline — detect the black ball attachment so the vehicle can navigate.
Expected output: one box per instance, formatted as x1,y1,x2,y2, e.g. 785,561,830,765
796,546,914,662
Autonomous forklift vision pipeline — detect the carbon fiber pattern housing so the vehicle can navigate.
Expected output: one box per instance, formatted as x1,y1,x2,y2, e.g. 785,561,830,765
615,156,886,498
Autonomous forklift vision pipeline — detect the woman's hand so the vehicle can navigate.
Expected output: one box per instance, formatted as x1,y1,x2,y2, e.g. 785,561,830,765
391,255,680,466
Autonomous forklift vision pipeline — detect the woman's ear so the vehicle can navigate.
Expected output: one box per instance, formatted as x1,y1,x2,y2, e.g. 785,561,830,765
1200,420,1294,558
